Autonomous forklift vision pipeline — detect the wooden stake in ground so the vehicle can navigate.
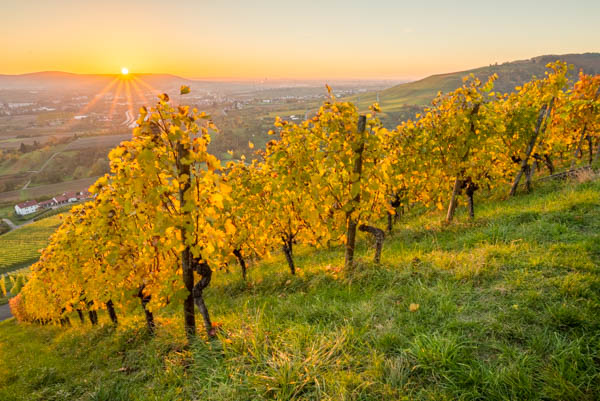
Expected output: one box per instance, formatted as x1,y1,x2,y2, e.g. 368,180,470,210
177,140,197,341
509,99,554,196
344,115,366,270
571,124,588,169
445,104,480,224
446,176,462,223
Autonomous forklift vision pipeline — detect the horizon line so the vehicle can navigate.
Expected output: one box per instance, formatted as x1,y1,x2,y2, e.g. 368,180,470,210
1,51,597,83
0,70,420,82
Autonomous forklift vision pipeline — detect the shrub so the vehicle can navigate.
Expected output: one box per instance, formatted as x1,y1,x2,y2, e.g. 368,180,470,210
9,293,32,323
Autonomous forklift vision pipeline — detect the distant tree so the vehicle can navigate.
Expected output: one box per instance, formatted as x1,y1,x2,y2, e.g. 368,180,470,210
72,166,86,179
89,158,109,176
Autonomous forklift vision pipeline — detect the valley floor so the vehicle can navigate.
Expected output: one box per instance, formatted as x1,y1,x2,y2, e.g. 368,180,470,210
1,178,599,400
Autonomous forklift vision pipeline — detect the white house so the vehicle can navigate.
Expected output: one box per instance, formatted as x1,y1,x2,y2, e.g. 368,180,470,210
14,200,39,216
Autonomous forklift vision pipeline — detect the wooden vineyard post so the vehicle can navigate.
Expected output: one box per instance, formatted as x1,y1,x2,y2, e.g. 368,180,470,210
344,115,366,269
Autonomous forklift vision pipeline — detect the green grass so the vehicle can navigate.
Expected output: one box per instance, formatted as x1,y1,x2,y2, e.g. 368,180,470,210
0,219,8,235
0,215,63,275
0,203,18,225
1,178,600,400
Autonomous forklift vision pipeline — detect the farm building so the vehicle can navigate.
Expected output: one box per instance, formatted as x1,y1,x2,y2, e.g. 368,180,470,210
64,191,79,202
14,200,39,216
38,199,57,208
62,191,92,202
13,190,93,216
52,195,69,205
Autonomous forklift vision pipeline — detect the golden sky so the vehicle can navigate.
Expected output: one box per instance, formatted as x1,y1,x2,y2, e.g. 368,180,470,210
1,0,598,79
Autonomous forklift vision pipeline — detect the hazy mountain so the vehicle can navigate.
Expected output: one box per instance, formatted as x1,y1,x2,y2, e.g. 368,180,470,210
0,71,196,92
0,72,397,97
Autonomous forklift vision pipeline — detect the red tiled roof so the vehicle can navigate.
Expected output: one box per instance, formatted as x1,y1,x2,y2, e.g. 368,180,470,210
16,200,38,208
64,191,79,198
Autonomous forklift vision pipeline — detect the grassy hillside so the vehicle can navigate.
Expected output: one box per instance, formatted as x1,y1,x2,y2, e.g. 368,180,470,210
350,53,600,122
1,177,600,400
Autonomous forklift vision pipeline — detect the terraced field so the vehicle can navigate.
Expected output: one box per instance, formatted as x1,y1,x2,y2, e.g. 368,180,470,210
0,215,62,274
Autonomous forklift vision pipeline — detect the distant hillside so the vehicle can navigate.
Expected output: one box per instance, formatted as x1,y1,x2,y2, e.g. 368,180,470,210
0,72,393,97
350,53,600,123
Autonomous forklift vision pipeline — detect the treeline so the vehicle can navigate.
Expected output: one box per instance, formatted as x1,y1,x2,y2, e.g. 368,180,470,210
18,135,76,154
15,62,599,341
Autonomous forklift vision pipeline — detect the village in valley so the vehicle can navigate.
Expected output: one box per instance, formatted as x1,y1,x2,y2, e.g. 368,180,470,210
13,189,92,216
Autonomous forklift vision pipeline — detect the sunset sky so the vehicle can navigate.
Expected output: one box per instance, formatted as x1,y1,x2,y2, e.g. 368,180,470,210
1,0,598,80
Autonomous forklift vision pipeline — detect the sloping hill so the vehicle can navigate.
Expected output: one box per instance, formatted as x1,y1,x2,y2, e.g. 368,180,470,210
1,177,600,399
351,53,600,121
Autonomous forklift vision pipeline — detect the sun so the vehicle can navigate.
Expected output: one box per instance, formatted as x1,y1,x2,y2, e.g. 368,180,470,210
121,67,129,75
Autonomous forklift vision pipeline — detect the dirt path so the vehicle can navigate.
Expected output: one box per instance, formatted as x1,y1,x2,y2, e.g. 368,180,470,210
2,218,17,231
22,151,62,190
2,216,34,231
0,303,12,321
